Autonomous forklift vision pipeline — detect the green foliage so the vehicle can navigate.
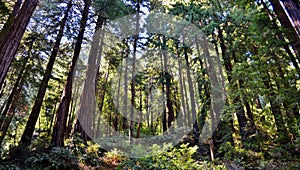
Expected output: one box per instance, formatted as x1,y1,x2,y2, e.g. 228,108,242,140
0,0,300,169
215,142,298,169
0,1,9,16
25,147,79,170
66,135,105,167
103,148,126,165
118,143,226,169
94,0,135,19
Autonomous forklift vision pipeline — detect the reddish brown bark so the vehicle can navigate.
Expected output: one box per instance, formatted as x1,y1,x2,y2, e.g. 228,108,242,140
269,0,300,62
75,15,105,140
20,0,72,147
51,0,91,147
0,0,38,88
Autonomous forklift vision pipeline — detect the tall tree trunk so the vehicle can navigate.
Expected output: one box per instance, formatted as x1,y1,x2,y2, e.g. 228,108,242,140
160,43,167,132
0,56,28,145
0,0,38,87
129,1,140,141
95,69,109,137
231,50,257,136
176,42,187,127
195,37,211,133
145,87,150,128
217,26,249,145
48,104,56,137
114,61,123,131
262,0,300,74
182,74,191,125
136,89,142,138
19,0,72,147
76,14,105,140
122,43,129,131
183,46,199,143
210,29,234,149
65,83,79,137
0,0,22,45
51,0,90,147
265,79,289,141
281,0,300,35
269,0,300,62
0,37,33,127
161,36,174,129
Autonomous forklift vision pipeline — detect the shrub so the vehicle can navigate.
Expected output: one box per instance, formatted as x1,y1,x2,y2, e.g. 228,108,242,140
25,147,79,170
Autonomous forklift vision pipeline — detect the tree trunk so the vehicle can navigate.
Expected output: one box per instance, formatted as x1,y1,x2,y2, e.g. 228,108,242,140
51,0,90,147
217,26,249,144
183,46,199,143
262,0,300,74
122,42,129,131
161,36,174,130
65,84,79,137
48,104,56,137
211,28,234,150
114,61,123,131
176,42,187,127
76,14,105,140
231,50,257,137
281,0,300,35
0,0,22,46
137,89,142,138
0,37,33,128
0,0,38,87
252,45,289,142
0,55,28,145
269,0,300,62
266,81,289,141
96,70,109,137
129,1,140,141
160,42,167,132
19,0,72,147
182,74,191,125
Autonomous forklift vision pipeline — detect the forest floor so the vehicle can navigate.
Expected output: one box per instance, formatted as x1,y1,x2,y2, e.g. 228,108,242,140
0,136,299,170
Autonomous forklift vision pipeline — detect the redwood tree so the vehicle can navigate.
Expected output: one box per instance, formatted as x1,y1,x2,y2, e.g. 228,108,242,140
0,0,38,88
269,0,300,62
20,0,73,147
51,0,91,147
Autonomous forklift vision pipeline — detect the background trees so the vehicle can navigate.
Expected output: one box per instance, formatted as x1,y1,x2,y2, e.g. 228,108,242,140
0,0,299,169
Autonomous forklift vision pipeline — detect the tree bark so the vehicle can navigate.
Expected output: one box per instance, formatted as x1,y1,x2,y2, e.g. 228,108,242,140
136,89,142,138
0,54,29,145
183,46,199,143
176,42,187,127
0,37,33,128
0,0,22,46
262,0,300,74
95,70,109,137
114,61,123,131
265,79,289,141
251,45,289,142
122,42,129,131
0,0,38,88
160,43,167,132
217,26,249,144
281,0,300,35
161,36,174,130
51,0,90,147
76,14,105,140
269,0,300,62
20,0,72,147
129,1,140,141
